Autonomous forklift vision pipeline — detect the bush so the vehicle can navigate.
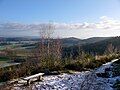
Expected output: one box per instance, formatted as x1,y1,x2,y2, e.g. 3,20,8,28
64,61,83,71
0,52,119,83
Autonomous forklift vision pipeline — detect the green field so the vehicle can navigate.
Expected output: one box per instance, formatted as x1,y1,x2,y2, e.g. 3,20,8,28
0,57,9,66
0,46,6,50
0,57,9,61
0,44,33,51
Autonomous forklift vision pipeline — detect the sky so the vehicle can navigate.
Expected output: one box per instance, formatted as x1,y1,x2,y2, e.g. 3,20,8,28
0,0,120,39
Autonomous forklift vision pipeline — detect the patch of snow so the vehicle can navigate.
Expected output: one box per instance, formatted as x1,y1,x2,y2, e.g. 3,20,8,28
11,59,120,90
95,59,118,74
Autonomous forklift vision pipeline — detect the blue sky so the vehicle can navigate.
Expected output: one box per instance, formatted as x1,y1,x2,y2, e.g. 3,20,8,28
0,0,120,23
0,0,120,38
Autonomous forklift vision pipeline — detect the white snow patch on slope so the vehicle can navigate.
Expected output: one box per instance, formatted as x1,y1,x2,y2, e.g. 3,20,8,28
11,59,120,90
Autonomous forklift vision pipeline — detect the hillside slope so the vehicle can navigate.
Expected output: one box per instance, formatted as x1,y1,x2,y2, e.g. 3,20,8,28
82,36,120,54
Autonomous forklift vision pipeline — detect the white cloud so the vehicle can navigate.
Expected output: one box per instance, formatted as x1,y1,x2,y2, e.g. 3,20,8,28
96,16,120,30
0,16,120,31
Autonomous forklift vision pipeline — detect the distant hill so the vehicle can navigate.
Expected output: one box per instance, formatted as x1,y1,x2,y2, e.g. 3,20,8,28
81,36,120,54
1,36,120,57
0,37,40,41
0,36,111,46
60,37,111,46
83,37,111,44
62,36,120,58
60,37,83,46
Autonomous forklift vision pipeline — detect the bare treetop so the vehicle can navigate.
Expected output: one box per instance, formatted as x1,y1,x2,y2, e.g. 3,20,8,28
39,22,55,39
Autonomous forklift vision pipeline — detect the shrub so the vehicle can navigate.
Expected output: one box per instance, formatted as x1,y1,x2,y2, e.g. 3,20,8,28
64,61,83,71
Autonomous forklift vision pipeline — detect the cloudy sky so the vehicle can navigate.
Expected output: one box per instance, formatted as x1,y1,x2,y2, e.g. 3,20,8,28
0,0,120,39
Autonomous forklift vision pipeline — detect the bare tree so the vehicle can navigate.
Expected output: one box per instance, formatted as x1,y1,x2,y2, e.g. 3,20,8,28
33,22,62,69
105,43,115,55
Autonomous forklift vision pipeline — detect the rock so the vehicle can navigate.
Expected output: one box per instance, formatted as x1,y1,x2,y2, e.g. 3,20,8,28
96,73,110,78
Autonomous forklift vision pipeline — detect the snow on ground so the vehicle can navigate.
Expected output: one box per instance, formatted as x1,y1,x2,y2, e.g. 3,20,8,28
32,72,90,90
11,59,120,90
95,59,118,74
